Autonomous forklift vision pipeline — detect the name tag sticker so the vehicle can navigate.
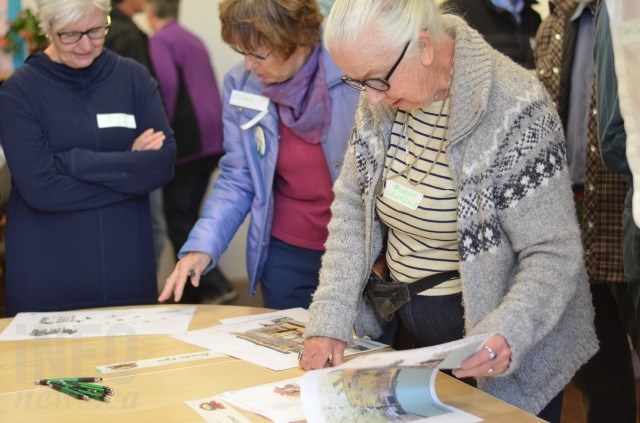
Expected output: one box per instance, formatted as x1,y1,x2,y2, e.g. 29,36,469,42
383,179,423,210
96,113,137,129
230,90,270,130
229,90,270,112
622,18,640,44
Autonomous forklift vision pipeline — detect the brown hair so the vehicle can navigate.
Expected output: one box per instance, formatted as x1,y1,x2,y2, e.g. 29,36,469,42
219,0,323,60
147,0,180,19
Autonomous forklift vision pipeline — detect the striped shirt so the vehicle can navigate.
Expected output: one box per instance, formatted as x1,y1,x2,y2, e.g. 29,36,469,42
376,101,461,296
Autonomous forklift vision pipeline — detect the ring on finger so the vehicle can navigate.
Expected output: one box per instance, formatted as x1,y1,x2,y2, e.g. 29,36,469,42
483,345,497,360
298,351,305,362
188,270,196,278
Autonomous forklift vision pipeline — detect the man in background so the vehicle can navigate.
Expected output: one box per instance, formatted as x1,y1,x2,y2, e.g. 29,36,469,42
106,0,152,70
443,0,541,69
596,0,640,341
535,1,637,421
106,0,168,270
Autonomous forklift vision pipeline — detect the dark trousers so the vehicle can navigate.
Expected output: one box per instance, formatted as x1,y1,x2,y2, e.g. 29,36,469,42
399,293,466,347
572,284,637,423
623,188,640,341
259,237,323,309
163,156,232,304
567,188,637,422
537,391,564,423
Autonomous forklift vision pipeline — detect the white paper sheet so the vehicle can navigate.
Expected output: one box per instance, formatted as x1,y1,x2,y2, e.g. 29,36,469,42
185,396,253,423
0,306,196,340
172,308,387,371
216,377,306,423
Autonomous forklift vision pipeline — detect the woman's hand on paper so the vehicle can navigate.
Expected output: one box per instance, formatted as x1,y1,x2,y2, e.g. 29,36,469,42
299,336,346,370
132,128,166,151
452,334,511,378
158,252,212,302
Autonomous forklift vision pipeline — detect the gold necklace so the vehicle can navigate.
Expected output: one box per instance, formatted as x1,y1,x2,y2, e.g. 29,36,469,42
403,99,451,186
386,97,451,187
383,67,454,188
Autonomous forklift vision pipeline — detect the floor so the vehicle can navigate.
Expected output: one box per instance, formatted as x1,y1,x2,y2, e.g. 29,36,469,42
561,381,640,423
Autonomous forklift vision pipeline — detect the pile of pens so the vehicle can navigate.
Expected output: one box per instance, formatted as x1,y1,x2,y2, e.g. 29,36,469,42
35,377,114,402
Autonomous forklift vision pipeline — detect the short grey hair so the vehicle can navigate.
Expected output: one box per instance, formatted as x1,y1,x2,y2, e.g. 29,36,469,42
35,0,111,33
324,0,443,58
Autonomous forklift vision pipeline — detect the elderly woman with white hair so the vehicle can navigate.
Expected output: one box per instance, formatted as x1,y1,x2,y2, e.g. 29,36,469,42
0,0,176,316
300,0,597,421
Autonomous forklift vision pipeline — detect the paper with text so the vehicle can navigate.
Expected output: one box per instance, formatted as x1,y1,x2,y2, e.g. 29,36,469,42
96,350,223,373
0,306,196,340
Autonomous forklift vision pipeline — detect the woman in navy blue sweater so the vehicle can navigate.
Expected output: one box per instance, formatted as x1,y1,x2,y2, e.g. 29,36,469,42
0,0,176,316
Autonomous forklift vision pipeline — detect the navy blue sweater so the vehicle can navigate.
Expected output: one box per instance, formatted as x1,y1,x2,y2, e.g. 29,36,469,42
0,49,176,316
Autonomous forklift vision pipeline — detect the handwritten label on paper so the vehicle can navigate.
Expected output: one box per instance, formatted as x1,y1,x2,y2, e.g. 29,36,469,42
96,350,223,373
383,179,423,210
96,113,137,129
229,90,270,112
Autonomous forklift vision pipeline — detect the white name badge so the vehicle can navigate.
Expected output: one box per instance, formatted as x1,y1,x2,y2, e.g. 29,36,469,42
229,90,270,130
96,113,137,129
382,179,423,210
229,90,270,112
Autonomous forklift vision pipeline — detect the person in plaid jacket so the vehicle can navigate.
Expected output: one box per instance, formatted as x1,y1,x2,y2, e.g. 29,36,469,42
534,1,637,421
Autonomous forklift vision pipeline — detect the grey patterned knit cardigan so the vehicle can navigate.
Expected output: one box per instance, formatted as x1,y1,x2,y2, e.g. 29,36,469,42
305,15,598,415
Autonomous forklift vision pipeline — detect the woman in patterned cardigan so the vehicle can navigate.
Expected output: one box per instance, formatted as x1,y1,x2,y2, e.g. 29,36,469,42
300,0,597,421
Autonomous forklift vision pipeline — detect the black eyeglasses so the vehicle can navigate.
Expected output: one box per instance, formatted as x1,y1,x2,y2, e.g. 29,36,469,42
57,16,111,45
230,45,273,61
341,40,411,92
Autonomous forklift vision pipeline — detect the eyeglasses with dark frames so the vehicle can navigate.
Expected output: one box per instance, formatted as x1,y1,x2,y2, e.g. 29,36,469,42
56,16,111,45
230,45,273,61
341,40,411,92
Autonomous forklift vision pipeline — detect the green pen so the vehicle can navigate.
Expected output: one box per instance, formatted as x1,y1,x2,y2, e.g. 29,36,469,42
61,382,115,395
70,386,111,403
49,382,89,400
35,377,103,385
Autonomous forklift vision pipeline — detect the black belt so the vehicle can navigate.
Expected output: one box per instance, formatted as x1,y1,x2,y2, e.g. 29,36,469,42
406,270,461,295
364,270,461,322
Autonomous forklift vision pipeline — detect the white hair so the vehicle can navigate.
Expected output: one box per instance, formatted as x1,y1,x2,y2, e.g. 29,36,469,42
324,0,443,58
35,0,111,33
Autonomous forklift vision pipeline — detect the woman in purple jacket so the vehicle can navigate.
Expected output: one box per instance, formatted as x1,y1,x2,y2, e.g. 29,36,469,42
158,0,359,309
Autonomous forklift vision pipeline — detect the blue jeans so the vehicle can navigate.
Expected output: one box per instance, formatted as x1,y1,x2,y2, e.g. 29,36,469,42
398,293,465,347
537,391,564,423
398,293,473,386
259,237,323,310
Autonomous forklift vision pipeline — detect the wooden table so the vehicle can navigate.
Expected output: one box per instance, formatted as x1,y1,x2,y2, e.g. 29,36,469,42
0,305,543,422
